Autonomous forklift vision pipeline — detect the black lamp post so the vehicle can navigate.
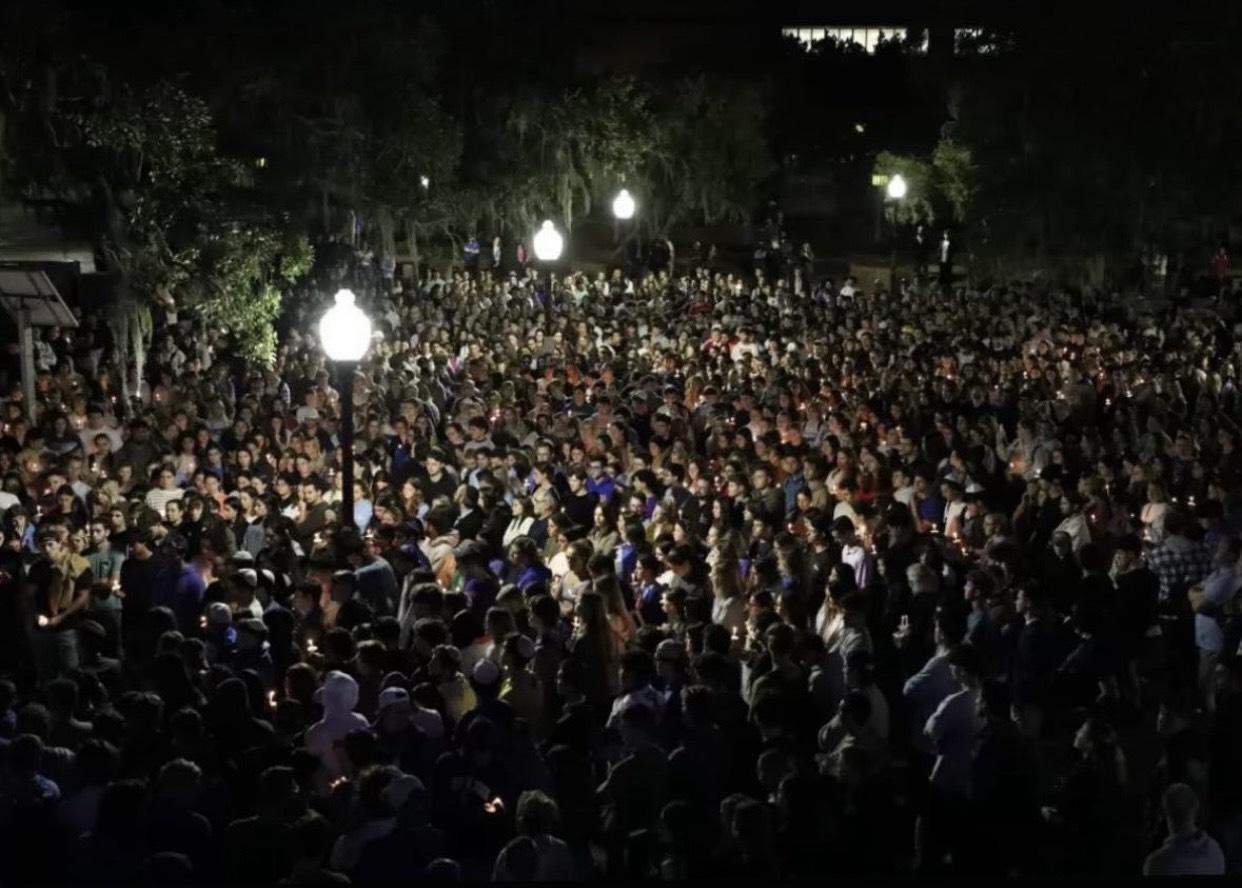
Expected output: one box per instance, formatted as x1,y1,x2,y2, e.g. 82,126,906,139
533,219,564,319
318,289,372,534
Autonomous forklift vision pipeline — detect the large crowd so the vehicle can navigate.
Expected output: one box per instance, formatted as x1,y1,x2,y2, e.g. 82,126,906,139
1,238,1240,881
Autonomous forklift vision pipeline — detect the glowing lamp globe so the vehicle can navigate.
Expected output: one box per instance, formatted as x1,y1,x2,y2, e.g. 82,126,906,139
886,174,908,201
533,220,564,262
319,289,373,362
612,188,636,220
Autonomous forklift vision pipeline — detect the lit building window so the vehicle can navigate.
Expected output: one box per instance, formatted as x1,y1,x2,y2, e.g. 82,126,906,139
954,28,1003,54
782,26,926,53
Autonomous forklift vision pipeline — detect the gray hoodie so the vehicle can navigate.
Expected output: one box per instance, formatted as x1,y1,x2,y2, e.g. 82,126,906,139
306,671,370,795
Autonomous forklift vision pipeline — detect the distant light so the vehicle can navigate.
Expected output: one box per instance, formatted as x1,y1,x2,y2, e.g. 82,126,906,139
854,123,865,133
419,175,430,189
533,220,564,262
886,174,908,200
319,289,373,362
612,188,636,220
255,156,268,168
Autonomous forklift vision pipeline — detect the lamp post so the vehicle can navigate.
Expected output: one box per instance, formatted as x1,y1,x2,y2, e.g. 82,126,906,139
318,289,372,535
885,174,907,293
532,219,564,319
612,188,637,271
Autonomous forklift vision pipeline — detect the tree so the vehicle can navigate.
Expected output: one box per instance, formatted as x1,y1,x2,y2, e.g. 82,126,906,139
640,75,775,239
872,151,935,226
1,67,314,369
947,6,1242,279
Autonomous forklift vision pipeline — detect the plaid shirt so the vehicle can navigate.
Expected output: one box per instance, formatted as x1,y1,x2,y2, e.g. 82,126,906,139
1145,536,1214,604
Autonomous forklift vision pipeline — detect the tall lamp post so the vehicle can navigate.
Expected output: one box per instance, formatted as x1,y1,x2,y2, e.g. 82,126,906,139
885,173,907,293
532,219,564,319
318,289,373,534
612,188,637,273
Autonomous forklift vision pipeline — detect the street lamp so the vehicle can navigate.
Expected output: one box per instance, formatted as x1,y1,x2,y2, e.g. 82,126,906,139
611,188,637,268
612,188,636,221
318,288,372,534
884,174,908,292
532,219,564,317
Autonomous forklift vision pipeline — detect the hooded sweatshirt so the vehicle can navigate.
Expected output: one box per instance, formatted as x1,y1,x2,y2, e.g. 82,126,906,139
306,671,370,795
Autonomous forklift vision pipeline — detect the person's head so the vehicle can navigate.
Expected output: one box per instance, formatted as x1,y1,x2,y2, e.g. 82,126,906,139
156,758,202,808
1015,583,1046,617
619,648,655,693
1161,782,1202,837
948,642,983,689
515,789,560,837
38,531,64,562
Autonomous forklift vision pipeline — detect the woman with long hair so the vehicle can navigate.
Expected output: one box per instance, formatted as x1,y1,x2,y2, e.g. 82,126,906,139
268,413,292,450
592,574,637,650
504,495,537,548
710,535,747,637
398,478,423,519
588,503,620,556
1141,481,1171,545
568,590,621,708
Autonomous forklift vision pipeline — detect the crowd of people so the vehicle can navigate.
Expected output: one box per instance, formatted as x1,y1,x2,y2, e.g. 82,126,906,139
1,242,1241,882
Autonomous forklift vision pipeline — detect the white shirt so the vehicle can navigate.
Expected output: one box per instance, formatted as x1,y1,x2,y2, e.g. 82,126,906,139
145,487,185,515
841,543,873,589
79,425,122,455
833,501,865,532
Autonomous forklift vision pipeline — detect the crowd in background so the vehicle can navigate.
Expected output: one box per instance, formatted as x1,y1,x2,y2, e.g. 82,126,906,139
1,241,1241,881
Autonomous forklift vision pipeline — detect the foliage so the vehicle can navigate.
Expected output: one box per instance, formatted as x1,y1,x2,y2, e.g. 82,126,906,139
947,9,1242,264
872,151,934,226
930,138,975,223
2,68,312,363
640,75,775,238
3,2,776,286
189,224,304,363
